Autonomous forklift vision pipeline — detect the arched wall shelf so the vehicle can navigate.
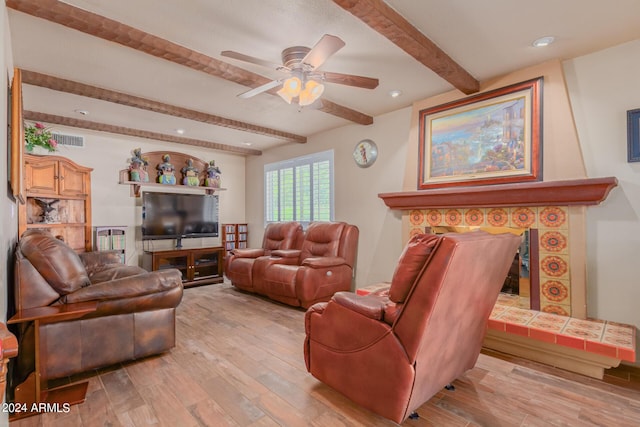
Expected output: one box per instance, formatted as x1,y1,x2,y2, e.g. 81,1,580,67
118,151,226,197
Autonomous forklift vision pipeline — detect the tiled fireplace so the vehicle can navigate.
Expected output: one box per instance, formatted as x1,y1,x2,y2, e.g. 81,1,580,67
409,205,569,315
378,177,636,378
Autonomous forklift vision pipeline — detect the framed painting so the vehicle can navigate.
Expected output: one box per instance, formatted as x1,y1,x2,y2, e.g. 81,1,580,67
418,77,543,189
9,68,25,203
627,108,640,162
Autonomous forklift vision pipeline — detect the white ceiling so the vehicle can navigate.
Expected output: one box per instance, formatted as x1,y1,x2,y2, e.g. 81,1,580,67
7,0,640,154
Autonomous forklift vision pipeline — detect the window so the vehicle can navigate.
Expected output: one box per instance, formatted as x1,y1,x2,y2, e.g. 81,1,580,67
264,150,334,226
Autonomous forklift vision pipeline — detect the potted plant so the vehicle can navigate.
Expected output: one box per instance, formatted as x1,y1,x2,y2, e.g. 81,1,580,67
25,122,57,153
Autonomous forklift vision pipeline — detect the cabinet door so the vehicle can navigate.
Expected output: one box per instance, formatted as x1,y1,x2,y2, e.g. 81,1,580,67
155,253,189,283
192,249,222,282
59,163,87,196
25,160,58,195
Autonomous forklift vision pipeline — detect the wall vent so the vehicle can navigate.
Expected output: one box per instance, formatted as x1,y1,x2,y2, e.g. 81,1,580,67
52,133,84,148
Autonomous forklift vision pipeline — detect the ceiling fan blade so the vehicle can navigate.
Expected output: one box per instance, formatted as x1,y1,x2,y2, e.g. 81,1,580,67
321,71,379,89
221,50,288,71
237,80,283,99
301,34,345,69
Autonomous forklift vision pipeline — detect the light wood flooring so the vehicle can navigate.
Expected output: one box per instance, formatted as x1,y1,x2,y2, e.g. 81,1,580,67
10,283,640,427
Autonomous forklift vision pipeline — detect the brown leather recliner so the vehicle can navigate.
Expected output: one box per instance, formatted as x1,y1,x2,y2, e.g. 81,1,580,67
257,221,359,308
224,221,303,292
304,231,521,423
11,229,183,403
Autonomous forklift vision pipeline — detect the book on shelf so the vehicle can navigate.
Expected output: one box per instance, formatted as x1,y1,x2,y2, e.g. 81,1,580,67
97,235,110,251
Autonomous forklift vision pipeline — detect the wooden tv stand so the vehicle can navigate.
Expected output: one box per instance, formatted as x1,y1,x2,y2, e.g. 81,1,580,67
142,246,224,288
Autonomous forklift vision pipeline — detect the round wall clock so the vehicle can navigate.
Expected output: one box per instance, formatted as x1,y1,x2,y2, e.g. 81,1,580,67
353,139,378,168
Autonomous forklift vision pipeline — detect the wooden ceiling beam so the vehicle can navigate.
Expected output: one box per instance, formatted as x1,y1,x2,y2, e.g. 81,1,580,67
21,70,307,144
7,0,374,125
24,111,262,156
333,0,480,94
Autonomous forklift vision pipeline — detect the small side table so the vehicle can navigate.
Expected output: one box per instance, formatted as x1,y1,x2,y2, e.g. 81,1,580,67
8,302,97,420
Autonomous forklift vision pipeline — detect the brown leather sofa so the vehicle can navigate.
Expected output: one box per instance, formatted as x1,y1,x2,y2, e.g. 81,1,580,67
10,229,183,404
224,221,303,292
226,221,359,308
304,231,521,423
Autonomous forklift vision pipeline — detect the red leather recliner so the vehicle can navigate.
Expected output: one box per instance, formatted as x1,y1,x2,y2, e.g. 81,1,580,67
255,221,359,308
304,231,521,423
224,221,303,292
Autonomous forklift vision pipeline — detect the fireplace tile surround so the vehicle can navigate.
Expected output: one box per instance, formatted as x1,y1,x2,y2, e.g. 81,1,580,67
409,205,570,315
380,177,619,318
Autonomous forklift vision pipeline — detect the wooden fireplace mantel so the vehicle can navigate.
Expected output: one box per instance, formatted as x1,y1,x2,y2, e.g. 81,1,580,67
378,177,618,209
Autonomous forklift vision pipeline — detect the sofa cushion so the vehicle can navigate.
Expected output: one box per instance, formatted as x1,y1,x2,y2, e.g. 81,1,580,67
263,221,303,253
19,230,90,295
300,222,345,261
389,233,440,303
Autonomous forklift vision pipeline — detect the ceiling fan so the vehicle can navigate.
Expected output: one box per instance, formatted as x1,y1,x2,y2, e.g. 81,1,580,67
221,34,379,106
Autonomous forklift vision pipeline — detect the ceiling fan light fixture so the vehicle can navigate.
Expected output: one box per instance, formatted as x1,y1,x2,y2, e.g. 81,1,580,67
277,88,294,104
299,80,325,106
278,76,302,101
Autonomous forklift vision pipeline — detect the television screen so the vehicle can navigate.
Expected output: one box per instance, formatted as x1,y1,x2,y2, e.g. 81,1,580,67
142,192,219,240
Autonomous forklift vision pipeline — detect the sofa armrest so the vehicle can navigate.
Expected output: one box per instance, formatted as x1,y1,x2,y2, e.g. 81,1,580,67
231,248,266,258
304,297,393,353
60,269,183,304
271,249,301,259
301,256,346,268
331,292,386,321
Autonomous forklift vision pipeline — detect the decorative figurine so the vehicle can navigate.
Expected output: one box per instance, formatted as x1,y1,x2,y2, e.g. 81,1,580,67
205,160,222,188
157,154,176,185
128,148,149,182
181,158,200,186
34,198,60,223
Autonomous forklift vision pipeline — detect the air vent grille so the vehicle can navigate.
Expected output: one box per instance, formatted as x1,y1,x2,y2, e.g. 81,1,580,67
52,133,84,148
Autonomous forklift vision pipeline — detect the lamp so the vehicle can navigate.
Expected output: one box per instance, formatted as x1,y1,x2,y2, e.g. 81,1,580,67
277,76,325,106
277,76,302,104
298,80,325,107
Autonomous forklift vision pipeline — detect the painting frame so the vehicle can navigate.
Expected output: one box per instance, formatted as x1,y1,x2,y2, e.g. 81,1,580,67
418,77,543,189
9,68,25,203
627,108,640,162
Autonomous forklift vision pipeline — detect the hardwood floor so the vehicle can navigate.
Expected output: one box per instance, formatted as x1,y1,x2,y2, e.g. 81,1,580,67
11,283,640,426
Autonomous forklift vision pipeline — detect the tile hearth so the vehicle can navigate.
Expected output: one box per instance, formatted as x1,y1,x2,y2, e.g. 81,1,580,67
490,294,636,363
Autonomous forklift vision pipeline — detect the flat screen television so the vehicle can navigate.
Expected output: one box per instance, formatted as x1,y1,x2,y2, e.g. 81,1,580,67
142,192,219,246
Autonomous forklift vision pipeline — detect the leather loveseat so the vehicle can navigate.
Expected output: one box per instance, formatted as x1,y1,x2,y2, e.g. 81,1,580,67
10,229,183,404
226,221,359,308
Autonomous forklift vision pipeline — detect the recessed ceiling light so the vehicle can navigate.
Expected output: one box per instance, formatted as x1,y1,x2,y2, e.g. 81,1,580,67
532,36,555,48
74,109,89,115
243,142,253,146
175,128,185,135
389,90,402,98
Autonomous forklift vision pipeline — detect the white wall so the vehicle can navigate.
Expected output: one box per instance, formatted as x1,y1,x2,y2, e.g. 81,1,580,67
31,127,246,264
1,1,16,421
245,107,411,288
564,39,640,361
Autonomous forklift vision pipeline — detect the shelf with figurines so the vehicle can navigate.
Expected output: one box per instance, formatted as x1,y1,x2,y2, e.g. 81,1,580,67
118,149,226,197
